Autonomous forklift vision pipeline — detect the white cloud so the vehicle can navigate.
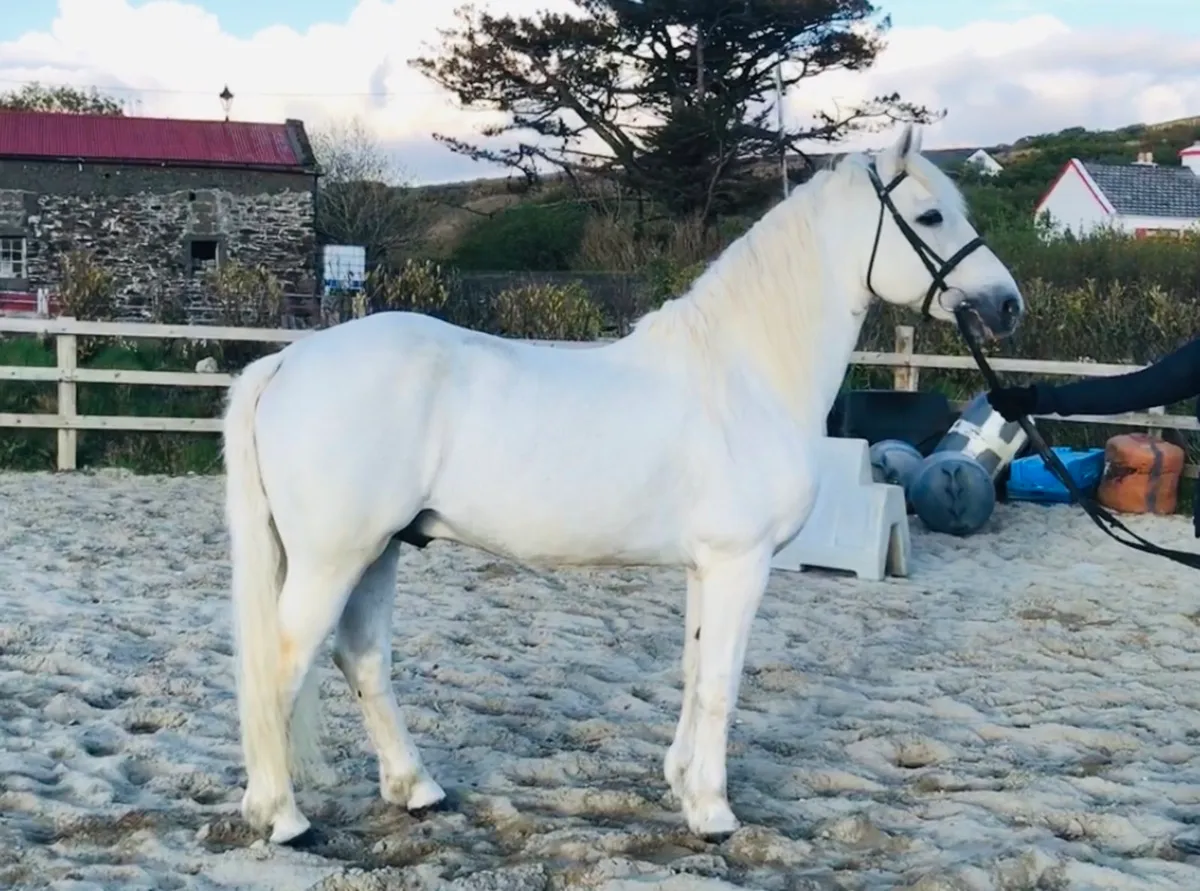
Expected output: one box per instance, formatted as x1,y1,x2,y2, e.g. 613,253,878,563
2,1,1199,183
794,14,1200,154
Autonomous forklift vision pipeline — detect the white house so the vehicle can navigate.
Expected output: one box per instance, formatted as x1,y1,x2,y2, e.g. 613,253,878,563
1035,142,1200,238
917,147,1003,176
962,148,1003,176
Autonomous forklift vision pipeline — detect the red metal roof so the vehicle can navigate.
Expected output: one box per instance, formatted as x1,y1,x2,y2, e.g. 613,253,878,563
0,110,310,170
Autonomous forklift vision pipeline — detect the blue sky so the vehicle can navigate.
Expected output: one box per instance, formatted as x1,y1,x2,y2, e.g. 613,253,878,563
893,0,1200,36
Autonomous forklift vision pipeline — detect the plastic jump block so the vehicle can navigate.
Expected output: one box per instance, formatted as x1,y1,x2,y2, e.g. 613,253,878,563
771,437,911,581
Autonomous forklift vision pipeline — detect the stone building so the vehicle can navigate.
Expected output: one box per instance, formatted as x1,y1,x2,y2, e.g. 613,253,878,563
0,109,319,319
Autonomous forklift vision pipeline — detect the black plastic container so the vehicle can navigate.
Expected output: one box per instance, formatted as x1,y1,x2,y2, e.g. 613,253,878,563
826,389,955,456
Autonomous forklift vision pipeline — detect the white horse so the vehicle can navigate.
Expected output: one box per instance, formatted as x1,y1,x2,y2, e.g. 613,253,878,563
222,124,1023,845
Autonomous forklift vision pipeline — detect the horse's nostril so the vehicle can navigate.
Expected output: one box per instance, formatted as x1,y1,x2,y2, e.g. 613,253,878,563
1001,295,1021,319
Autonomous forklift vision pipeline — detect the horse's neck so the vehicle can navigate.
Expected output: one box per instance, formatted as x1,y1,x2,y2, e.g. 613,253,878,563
638,200,868,429
790,297,868,429
739,285,866,431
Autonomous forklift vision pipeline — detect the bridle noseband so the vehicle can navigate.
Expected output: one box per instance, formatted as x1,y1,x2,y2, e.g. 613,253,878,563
864,160,987,319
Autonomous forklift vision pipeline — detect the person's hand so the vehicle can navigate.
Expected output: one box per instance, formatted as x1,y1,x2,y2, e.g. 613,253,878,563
986,385,1038,422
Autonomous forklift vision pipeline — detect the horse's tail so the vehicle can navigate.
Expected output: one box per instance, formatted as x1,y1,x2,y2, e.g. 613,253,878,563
223,348,326,789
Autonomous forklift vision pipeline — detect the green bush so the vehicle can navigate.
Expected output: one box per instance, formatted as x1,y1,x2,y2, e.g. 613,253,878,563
492,282,604,340
450,202,590,271
370,258,454,316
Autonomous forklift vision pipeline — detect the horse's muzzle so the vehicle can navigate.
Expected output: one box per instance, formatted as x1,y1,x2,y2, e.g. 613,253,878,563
956,287,1022,340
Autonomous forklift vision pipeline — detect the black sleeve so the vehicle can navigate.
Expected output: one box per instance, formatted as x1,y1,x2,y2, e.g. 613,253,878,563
1034,336,1200,417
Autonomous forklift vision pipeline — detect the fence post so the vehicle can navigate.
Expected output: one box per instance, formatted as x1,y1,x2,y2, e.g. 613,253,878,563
893,325,918,391
1148,404,1165,440
56,328,78,471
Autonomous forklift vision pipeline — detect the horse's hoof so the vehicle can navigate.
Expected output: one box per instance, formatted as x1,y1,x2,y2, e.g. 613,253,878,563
685,799,740,840
407,776,448,813
268,809,313,846
279,825,325,850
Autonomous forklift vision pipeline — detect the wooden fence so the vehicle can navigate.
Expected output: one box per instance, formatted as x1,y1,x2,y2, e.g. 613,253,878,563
0,316,1195,475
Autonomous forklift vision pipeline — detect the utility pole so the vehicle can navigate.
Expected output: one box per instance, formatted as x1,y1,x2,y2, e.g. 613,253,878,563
775,59,788,198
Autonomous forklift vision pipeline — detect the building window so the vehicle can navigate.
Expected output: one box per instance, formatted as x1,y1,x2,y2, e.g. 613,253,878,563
189,238,220,276
0,235,26,279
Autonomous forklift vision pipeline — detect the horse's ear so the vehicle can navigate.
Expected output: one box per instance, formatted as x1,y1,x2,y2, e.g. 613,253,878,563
877,123,917,180
906,125,923,156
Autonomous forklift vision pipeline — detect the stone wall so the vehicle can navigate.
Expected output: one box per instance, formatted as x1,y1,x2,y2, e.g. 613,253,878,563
0,159,317,320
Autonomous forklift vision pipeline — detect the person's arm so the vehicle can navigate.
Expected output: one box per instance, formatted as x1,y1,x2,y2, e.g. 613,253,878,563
1035,336,1200,417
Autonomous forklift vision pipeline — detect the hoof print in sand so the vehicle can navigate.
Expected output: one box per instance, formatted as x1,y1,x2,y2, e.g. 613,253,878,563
122,709,185,736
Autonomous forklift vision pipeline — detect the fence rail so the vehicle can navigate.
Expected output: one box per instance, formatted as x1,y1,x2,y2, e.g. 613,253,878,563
0,317,1195,477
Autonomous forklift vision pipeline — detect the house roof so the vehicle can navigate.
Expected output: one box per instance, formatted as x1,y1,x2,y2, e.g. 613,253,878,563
1078,160,1200,219
0,110,316,172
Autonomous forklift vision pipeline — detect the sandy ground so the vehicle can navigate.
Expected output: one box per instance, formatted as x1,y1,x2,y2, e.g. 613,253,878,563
3,470,1200,891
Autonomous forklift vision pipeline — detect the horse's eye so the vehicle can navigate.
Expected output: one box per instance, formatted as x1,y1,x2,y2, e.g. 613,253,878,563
916,209,943,226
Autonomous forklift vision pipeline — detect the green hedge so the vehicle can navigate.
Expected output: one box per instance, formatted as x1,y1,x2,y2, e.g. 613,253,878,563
448,202,591,271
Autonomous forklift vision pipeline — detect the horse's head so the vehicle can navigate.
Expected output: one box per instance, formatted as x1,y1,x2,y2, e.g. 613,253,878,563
852,124,1023,340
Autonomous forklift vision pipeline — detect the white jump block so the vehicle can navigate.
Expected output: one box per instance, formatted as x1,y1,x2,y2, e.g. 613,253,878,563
771,437,911,581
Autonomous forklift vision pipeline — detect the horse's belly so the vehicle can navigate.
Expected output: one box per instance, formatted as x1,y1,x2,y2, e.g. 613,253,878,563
425,511,687,566
425,396,698,566
426,456,693,566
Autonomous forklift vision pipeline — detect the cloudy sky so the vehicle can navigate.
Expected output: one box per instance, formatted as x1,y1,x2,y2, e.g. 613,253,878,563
1,1,1198,184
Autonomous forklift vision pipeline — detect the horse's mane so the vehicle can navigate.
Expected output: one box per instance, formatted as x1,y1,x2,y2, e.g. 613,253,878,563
630,148,967,422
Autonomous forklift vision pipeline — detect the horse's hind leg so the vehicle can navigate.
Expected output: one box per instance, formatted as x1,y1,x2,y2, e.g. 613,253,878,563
333,540,446,811
242,553,367,844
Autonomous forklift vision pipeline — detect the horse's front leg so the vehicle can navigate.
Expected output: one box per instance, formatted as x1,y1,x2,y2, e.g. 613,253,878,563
680,549,771,839
664,568,702,797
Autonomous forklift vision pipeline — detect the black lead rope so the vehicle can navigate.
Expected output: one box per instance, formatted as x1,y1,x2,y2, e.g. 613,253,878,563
955,310,1200,571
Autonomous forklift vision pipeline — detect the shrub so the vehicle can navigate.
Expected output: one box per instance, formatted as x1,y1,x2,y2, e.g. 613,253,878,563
57,249,118,320
450,202,590,271
202,261,287,369
369,258,454,316
55,249,119,362
206,260,286,329
492,282,604,340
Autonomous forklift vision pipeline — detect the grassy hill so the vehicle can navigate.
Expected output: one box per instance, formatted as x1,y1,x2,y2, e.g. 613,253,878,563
397,115,1200,269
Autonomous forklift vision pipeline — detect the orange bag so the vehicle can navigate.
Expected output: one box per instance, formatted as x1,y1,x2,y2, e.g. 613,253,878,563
1096,433,1185,515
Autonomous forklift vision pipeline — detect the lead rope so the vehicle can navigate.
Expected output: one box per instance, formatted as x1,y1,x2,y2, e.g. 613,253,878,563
954,310,1200,570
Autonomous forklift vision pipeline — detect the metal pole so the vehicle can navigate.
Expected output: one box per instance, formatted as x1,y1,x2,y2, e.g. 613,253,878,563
775,58,788,198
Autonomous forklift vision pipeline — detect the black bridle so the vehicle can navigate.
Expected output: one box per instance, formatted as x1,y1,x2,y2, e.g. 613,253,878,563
864,160,986,319
866,159,1200,571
